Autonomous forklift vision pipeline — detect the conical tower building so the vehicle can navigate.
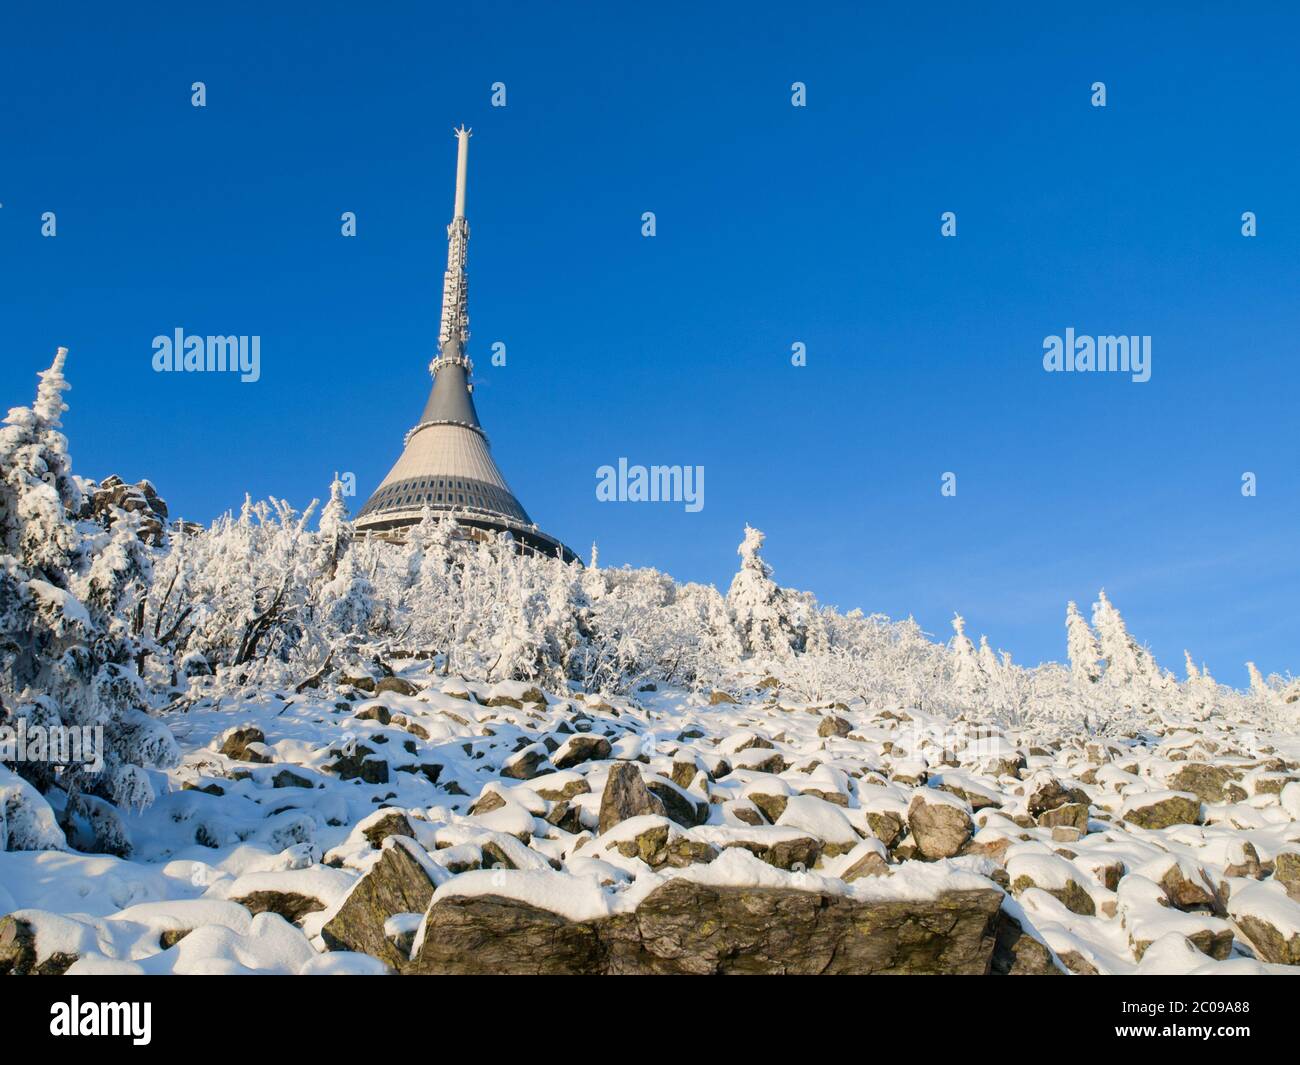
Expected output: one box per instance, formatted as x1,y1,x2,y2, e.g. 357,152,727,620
356,128,576,562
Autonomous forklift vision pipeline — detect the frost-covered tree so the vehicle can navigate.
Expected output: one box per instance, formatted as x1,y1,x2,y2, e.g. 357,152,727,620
314,476,351,582
977,635,1000,680
988,649,1033,725
1246,661,1267,694
949,614,983,694
726,525,807,660
320,544,375,634
0,350,178,854
0,348,82,578
1066,601,1101,684
1092,589,1157,687
1180,652,1220,720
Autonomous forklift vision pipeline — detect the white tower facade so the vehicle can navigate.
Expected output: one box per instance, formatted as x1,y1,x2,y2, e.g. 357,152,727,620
356,128,575,562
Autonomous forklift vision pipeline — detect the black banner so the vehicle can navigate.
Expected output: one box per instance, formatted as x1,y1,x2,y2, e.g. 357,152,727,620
1,976,1288,1053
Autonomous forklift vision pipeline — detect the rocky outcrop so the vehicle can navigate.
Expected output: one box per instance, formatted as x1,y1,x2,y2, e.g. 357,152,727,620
320,837,440,969
1275,851,1300,900
645,780,709,828
1227,884,1300,964
598,762,665,833
1036,802,1089,832
80,475,169,544
408,895,605,975
486,686,547,709
323,745,389,784
406,882,1005,975
362,810,416,849
1233,915,1300,965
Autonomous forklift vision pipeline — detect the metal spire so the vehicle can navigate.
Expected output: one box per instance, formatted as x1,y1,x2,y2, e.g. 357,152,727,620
435,126,472,370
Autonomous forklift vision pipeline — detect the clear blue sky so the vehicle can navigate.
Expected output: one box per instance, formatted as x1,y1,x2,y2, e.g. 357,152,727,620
3,2,1297,682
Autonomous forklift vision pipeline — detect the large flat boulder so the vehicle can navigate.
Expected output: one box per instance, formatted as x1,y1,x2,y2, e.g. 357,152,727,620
405,881,1004,975
602,881,1002,975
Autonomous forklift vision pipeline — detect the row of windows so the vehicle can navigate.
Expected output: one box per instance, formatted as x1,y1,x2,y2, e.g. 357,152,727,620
362,475,526,521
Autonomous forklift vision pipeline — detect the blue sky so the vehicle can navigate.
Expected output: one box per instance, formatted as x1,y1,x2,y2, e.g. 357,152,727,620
3,2,1297,681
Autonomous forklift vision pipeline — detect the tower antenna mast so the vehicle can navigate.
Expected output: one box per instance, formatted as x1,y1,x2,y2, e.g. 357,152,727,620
435,125,472,372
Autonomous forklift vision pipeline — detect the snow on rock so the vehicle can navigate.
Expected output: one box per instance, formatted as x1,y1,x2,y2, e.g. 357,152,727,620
1007,852,1097,916
776,794,860,854
426,868,614,925
1227,880,1300,964
1281,781,1300,820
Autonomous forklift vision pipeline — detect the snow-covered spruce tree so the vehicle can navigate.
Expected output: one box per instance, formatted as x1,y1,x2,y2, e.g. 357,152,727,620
319,543,375,635
781,608,956,713
1066,601,1101,684
0,349,178,854
989,649,1032,726
1178,652,1220,721
1246,660,1266,695
726,525,808,660
949,613,983,695
405,511,462,672
308,481,381,647
313,475,351,583
1091,589,1157,687
977,634,1000,680
538,552,586,687
472,533,551,682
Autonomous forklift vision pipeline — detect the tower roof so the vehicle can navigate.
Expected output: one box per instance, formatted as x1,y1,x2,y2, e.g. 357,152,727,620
355,128,575,563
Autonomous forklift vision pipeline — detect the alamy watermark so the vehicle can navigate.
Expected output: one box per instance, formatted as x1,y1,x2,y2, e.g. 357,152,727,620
1042,328,1150,383
50,997,151,1045
0,720,104,772
596,459,704,512
152,328,261,383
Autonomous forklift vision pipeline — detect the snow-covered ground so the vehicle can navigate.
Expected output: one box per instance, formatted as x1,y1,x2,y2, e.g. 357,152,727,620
4,668,1299,974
